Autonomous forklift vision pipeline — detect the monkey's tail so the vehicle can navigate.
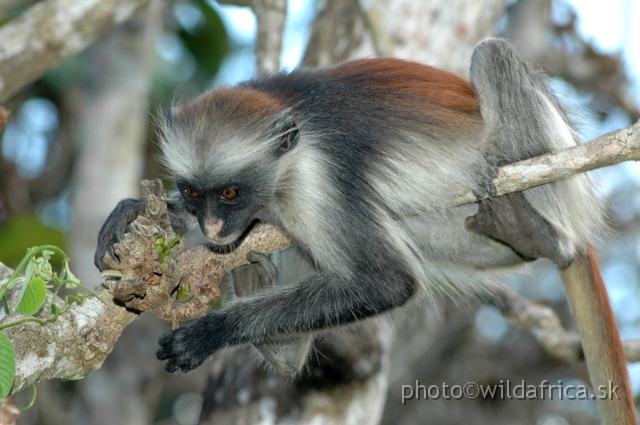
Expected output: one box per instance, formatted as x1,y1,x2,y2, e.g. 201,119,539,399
561,246,637,425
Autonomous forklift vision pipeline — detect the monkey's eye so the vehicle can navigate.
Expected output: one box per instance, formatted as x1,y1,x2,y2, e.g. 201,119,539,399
221,187,239,200
183,187,201,198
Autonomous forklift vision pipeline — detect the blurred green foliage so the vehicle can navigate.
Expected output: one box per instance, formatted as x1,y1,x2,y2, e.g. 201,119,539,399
180,0,228,80
0,215,65,269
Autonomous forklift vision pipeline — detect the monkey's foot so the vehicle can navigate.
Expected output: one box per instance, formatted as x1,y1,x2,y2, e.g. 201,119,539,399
465,192,570,265
471,159,499,201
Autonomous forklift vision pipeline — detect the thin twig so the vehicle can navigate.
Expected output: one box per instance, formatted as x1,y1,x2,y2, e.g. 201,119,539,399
452,120,640,206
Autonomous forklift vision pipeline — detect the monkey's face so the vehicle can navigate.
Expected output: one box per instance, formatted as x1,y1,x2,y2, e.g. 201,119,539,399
159,88,300,246
175,166,276,247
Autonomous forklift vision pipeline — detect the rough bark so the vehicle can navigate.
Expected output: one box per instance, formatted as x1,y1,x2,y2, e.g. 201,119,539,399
1,280,138,396
1,180,293,396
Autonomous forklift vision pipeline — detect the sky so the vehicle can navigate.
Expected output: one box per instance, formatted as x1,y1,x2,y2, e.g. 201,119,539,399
213,0,640,94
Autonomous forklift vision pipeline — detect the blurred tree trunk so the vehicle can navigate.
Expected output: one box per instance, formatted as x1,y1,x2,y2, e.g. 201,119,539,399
68,0,163,286
63,2,166,425
502,0,639,120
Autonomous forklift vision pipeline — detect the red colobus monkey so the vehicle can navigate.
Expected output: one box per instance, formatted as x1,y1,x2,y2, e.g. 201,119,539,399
95,38,636,423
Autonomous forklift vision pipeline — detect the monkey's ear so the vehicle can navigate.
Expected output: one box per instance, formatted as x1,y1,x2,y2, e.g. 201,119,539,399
273,108,299,153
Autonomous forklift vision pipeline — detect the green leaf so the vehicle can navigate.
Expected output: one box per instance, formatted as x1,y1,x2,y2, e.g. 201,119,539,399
62,262,80,289
16,277,47,315
32,251,54,282
0,332,16,398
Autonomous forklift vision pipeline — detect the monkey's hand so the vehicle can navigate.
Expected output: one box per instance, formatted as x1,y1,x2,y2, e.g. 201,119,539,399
465,192,570,266
157,313,232,373
95,198,145,271
95,193,196,272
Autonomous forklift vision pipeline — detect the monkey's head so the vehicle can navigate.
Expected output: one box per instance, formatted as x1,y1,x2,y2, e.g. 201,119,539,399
159,88,299,247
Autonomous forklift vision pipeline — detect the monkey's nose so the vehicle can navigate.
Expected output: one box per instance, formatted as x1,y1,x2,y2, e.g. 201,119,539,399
203,217,224,239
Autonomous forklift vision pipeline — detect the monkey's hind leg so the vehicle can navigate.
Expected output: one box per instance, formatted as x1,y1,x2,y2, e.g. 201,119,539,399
234,251,312,375
465,192,571,266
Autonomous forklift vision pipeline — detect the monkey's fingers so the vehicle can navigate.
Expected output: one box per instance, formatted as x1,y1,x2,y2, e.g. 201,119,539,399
157,329,204,373
94,198,145,271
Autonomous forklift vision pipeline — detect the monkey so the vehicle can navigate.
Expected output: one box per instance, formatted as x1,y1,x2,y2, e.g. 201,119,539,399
95,38,636,423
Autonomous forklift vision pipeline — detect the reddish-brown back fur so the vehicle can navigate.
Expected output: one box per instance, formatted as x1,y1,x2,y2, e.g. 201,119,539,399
176,59,482,138
331,58,481,119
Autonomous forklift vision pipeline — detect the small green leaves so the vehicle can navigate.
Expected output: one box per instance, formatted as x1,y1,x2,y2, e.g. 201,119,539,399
156,236,181,259
13,250,55,315
26,249,54,283
16,277,47,315
0,332,16,398
175,282,192,302
62,262,80,289
0,245,100,403
155,235,181,269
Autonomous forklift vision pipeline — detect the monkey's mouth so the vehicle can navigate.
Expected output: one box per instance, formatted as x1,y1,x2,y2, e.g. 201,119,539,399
208,232,242,246
205,231,244,254
204,221,259,254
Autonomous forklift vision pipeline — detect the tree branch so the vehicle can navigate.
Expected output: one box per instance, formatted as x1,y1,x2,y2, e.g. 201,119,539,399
1,284,138,395
451,120,640,206
1,181,291,396
490,287,640,364
219,0,288,73
2,120,639,396
0,0,150,103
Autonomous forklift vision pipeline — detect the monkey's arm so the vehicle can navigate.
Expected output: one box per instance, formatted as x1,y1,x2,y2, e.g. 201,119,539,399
156,229,418,373
229,249,313,374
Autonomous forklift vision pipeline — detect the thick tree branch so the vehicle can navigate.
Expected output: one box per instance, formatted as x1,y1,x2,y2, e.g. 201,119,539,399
2,120,640,396
1,181,291,396
1,285,137,395
0,0,150,103
219,0,288,73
